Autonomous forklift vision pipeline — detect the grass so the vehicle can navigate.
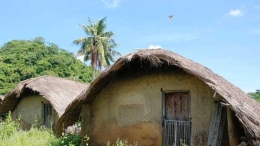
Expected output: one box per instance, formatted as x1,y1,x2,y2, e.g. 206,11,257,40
0,127,56,146
0,112,136,146
0,112,83,146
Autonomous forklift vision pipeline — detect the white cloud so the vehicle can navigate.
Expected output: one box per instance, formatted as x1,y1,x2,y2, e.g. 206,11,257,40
102,0,121,9
230,9,243,17
224,9,243,17
148,44,162,49
74,53,85,62
77,56,85,62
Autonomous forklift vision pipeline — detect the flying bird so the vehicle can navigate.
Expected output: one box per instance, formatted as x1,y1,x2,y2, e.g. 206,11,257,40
168,15,173,19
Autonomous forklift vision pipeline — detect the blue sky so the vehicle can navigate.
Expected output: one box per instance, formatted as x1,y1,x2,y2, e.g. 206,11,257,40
0,0,259,92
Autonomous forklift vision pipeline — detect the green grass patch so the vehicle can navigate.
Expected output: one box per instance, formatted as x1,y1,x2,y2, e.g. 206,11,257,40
0,112,136,146
0,127,56,146
0,112,84,146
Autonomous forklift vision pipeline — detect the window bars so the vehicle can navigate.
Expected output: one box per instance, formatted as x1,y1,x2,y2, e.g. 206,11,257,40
164,120,191,146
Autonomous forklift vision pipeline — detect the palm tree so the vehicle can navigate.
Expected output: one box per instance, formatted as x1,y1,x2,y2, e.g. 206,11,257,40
73,17,120,80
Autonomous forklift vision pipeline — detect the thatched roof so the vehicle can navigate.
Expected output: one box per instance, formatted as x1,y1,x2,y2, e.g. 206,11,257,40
0,76,88,118
0,95,3,102
57,49,260,144
0,95,3,110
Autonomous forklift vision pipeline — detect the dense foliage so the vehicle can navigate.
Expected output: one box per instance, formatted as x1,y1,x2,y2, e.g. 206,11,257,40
248,89,260,102
0,37,92,95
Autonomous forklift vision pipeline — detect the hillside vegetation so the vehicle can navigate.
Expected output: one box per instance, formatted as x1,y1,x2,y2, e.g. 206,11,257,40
248,90,260,102
0,37,92,95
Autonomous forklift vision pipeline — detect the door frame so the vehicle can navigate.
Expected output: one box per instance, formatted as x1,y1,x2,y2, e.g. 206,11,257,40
161,90,192,146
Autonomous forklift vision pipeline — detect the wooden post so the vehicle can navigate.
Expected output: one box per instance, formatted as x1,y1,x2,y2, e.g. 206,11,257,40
227,107,239,146
207,102,226,146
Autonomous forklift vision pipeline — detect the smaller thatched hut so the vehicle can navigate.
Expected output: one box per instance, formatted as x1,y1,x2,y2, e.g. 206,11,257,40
0,75,88,130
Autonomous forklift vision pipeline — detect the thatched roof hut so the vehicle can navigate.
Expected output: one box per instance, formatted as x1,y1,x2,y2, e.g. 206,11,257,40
0,76,88,128
57,49,260,145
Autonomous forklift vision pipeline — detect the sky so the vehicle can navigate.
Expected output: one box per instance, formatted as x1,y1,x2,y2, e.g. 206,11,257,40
0,0,259,92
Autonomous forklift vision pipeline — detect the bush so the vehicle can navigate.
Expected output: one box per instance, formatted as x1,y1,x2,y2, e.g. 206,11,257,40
51,133,82,146
65,122,81,135
0,127,56,146
0,112,20,139
0,112,87,146
0,115,134,146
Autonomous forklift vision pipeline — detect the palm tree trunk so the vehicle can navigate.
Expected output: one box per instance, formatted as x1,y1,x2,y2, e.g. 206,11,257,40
92,66,95,81
92,42,98,81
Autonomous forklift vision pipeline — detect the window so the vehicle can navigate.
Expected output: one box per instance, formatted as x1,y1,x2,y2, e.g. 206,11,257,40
43,104,52,128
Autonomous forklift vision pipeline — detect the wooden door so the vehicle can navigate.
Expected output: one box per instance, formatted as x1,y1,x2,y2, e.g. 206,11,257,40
165,92,189,121
163,92,191,146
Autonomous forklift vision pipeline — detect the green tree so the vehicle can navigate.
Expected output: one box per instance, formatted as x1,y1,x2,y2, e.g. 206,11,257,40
248,89,260,102
0,38,92,95
73,17,120,80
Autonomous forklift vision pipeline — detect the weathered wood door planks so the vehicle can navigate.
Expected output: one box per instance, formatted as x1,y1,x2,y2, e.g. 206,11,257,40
165,92,189,121
207,102,227,146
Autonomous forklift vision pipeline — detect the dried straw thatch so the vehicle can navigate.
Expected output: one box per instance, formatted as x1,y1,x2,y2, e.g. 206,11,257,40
0,95,3,103
0,95,3,110
57,49,260,144
0,75,88,119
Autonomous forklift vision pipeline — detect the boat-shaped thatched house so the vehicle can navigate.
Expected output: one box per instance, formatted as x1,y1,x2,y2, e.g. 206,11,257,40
0,75,88,131
57,49,260,146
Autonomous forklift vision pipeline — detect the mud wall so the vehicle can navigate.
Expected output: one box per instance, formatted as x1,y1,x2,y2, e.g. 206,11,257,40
82,71,217,146
12,94,59,129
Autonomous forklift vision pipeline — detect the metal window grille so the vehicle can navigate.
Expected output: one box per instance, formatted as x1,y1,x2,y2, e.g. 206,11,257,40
164,120,191,146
